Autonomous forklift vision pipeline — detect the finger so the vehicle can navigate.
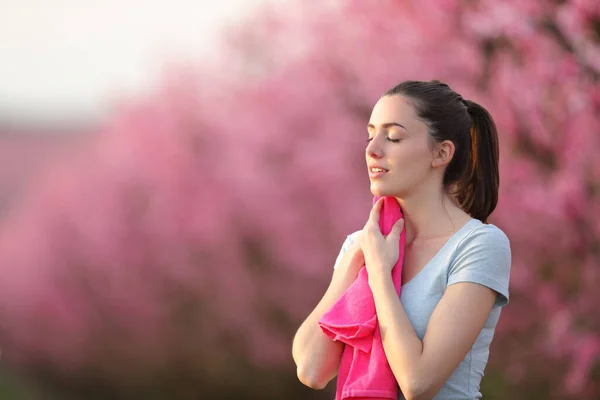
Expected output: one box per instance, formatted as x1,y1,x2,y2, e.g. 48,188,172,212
387,217,404,240
368,197,383,224
365,198,384,236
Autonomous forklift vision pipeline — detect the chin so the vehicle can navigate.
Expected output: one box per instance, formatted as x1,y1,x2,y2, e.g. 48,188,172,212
370,183,404,199
369,184,393,197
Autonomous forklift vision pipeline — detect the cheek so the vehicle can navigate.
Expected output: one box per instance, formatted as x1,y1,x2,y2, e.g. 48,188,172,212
392,146,427,167
393,149,431,178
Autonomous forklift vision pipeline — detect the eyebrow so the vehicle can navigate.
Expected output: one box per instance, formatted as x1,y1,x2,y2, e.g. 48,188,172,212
367,122,409,132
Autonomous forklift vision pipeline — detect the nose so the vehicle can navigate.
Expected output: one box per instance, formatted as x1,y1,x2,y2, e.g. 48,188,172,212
366,134,384,159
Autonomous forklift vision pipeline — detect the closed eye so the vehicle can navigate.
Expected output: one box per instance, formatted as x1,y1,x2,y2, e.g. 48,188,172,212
366,138,402,143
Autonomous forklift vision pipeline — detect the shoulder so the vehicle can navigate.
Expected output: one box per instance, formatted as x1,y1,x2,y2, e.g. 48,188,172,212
449,220,512,307
457,220,511,254
340,229,363,253
345,229,363,246
333,229,363,269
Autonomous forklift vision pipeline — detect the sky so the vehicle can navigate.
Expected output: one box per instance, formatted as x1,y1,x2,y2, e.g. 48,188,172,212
0,0,267,124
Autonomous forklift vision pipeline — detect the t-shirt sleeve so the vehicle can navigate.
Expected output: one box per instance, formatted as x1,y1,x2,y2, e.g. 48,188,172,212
447,224,512,307
333,230,362,269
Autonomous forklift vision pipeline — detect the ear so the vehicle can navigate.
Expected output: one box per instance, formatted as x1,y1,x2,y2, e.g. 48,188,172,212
431,140,455,168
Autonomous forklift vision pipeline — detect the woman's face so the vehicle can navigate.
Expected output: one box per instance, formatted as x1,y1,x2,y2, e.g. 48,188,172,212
366,95,437,198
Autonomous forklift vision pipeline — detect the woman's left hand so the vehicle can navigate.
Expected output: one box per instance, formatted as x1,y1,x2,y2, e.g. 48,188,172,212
360,197,405,283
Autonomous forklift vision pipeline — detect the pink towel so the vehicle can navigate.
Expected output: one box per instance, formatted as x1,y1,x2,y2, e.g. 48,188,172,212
319,195,406,400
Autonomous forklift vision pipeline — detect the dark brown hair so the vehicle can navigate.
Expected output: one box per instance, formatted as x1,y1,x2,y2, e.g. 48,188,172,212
384,80,499,223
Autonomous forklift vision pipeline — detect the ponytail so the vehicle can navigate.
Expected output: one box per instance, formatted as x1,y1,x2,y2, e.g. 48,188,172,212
455,100,499,224
384,81,501,224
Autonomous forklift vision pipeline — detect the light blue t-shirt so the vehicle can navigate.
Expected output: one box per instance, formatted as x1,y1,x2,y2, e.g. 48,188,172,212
333,218,512,399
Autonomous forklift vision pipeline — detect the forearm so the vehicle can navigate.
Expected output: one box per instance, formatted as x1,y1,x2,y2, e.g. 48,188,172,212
369,274,428,398
292,272,356,388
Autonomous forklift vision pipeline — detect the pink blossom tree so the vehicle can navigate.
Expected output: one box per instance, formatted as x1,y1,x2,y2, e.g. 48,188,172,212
0,1,598,399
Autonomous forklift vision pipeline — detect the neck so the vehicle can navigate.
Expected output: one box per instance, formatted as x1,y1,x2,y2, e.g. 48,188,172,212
394,183,470,246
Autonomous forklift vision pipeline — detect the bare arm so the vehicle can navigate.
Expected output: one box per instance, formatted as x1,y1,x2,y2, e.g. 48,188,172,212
358,200,510,400
370,276,496,400
292,232,364,389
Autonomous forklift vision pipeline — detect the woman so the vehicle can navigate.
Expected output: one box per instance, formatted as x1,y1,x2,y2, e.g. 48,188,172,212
292,80,512,400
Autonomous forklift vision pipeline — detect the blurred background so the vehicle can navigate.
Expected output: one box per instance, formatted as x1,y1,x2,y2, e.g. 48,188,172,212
0,0,599,399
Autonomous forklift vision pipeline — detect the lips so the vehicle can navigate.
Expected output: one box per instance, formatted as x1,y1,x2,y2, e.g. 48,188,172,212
369,167,388,173
368,166,389,179
368,165,389,173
